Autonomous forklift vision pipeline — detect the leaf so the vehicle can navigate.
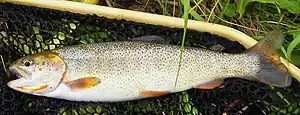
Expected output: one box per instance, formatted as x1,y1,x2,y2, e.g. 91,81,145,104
252,0,277,4
287,29,300,38
280,46,288,59
190,9,205,21
277,0,300,14
253,0,300,14
236,0,277,18
287,29,300,50
287,33,300,61
223,3,236,17
236,0,300,19
290,51,300,67
236,0,252,18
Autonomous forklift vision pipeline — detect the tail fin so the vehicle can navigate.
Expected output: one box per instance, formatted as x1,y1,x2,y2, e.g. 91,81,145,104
247,31,292,87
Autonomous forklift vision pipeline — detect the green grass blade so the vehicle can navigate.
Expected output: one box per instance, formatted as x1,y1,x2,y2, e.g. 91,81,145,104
281,46,288,60
189,9,205,21
237,0,251,18
182,0,204,21
175,0,190,90
287,34,300,61
156,0,170,16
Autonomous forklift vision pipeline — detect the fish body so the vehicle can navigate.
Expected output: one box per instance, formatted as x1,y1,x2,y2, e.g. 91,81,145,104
51,42,258,101
7,32,291,102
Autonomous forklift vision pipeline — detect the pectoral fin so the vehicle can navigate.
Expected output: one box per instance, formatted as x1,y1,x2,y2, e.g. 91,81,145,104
139,90,169,98
193,80,224,89
65,77,101,90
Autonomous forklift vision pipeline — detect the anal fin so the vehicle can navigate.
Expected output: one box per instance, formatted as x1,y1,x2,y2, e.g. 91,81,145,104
193,80,224,89
65,77,101,90
139,90,169,98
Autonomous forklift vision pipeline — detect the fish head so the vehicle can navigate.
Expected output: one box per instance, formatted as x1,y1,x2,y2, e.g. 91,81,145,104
7,51,66,95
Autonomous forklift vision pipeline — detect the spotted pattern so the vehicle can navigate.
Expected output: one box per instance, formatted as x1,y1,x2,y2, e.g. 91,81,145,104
52,42,260,101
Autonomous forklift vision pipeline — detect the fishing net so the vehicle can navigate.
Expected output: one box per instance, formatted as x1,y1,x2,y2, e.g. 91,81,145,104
0,3,299,115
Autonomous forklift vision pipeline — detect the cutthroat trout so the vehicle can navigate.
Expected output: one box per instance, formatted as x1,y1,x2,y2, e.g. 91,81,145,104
7,32,291,102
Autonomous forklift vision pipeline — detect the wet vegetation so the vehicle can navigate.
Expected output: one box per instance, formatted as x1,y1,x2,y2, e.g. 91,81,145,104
73,0,300,67
0,1,299,114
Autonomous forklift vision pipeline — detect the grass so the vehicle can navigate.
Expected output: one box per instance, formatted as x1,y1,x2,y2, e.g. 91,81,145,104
285,30,300,62
72,0,300,70
73,0,300,68
68,0,300,114
116,0,299,83
174,0,189,91
175,2,300,114
181,1,297,67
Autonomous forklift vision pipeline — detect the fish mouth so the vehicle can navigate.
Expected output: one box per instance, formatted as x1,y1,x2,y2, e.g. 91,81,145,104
10,68,23,78
9,66,29,79
7,66,49,94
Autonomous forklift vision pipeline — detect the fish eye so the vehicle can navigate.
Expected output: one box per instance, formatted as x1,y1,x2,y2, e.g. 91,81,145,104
23,60,33,67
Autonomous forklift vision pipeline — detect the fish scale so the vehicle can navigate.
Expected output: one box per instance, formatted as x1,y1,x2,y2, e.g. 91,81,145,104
7,33,292,102
53,42,259,93
54,42,180,91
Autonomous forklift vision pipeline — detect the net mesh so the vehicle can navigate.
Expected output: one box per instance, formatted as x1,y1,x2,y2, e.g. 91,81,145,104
0,3,299,115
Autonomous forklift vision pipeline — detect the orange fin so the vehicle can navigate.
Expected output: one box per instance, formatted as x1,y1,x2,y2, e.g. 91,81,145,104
18,84,48,92
139,90,169,98
65,77,101,90
193,80,224,89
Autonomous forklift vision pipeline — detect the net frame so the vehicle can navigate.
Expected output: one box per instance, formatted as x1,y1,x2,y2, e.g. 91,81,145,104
0,0,299,115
